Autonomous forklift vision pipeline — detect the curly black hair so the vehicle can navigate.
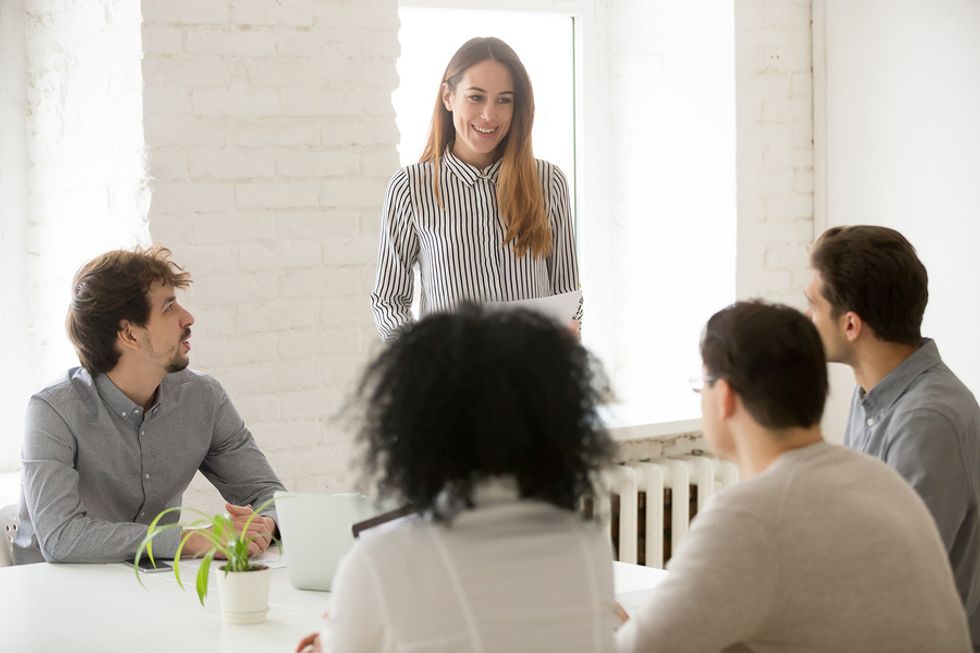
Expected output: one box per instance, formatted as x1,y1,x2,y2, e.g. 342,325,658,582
354,306,615,521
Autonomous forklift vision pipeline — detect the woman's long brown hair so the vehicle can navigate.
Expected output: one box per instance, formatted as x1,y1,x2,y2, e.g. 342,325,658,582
419,37,552,258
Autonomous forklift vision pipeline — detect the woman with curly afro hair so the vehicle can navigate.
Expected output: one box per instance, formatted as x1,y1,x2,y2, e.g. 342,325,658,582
299,306,617,653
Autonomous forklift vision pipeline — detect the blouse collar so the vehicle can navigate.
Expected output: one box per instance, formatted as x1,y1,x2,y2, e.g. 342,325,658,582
442,146,503,186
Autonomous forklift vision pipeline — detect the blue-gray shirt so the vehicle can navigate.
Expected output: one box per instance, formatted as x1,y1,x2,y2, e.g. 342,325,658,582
13,367,285,565
844,339,980,649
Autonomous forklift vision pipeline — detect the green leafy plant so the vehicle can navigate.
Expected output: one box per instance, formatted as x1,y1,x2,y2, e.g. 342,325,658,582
133,497,277,605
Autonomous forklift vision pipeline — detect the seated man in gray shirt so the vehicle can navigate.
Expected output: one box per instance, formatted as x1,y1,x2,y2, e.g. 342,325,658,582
617,302,970,652
13,246,286,565
807,225,980,649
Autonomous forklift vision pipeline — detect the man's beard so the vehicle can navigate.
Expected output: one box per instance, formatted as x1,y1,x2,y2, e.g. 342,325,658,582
165,328,191,373
166,351,189,373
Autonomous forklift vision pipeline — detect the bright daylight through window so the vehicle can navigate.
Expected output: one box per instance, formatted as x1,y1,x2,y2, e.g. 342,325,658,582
395,3,736,428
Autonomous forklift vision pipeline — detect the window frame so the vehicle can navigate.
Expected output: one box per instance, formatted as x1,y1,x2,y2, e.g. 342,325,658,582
397,0,705,440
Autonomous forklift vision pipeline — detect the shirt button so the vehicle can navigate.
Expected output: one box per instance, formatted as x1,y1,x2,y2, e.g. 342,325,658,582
140,511,146,517
140,430,145,436
121,412,127,417
867,418,874,426
144,473,151,480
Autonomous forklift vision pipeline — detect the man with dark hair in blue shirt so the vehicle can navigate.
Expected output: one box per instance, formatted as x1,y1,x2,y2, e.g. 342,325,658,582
806,225,980,650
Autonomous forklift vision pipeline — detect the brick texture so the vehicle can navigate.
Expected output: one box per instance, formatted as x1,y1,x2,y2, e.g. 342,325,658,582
735,0,814,309
141,0,399,511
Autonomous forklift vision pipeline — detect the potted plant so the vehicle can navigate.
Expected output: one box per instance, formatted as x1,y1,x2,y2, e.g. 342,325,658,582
133,498,277,624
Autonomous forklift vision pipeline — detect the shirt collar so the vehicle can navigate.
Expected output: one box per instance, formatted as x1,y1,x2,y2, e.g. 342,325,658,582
442,146,502,186
471,477,521,506
859,338,942,412
433,477,522,519
94,373,144,419
94,373,163,419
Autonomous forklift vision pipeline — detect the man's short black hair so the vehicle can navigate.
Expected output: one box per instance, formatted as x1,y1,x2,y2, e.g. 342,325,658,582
701,301,828,430
810,225,928,345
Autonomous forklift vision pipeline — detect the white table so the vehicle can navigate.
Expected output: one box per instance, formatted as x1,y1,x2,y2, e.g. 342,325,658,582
0,560,665,652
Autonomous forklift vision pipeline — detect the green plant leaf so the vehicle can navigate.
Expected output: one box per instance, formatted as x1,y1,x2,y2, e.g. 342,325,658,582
132,522,181,587
134,497,279,605
142,506,184,563
196,549,216,606
173,529,200,590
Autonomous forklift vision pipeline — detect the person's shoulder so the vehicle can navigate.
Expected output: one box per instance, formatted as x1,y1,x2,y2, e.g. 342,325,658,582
884,374,979,454
817,442,898,477
713,445,845,514
784,443,926,506
356,513,428,553
705,471,779,520
902,359,979,418
821,445,944,525
390,161,433,185
535,158,567,181
163,368,226,402
32,367,94,406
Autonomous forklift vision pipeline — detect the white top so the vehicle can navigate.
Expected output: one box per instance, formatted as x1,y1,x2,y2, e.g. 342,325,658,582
321,485,617,652
616,442,971,653
370,150,582,341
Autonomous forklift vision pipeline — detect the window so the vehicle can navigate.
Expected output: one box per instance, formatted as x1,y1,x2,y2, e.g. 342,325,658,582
395,1,736,429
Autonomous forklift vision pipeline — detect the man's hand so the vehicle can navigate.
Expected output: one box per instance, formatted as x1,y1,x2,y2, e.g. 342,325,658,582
179,503,276,558
225,502,276,556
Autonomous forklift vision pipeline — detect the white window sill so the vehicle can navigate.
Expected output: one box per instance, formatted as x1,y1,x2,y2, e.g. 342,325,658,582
600,404,702,442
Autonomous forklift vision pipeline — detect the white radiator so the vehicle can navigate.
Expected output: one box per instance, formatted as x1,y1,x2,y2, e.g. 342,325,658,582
600,457,739,569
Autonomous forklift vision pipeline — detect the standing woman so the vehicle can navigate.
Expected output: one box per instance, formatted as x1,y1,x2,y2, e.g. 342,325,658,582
370,37,582,341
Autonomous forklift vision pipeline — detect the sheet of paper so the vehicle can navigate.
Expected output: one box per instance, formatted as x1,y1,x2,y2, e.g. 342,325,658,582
485,289,582,325
176,546,287,571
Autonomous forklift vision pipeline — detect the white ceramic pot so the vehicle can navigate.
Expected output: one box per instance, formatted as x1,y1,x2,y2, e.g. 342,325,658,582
214,564,271,624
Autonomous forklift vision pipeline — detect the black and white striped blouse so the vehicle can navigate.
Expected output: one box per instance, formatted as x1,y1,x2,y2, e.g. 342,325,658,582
370,149,582,341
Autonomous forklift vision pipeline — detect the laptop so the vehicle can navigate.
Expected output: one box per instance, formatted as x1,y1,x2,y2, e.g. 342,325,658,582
274,491,373,591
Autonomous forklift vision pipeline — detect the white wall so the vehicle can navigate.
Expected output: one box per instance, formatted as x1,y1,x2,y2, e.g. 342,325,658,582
735,0,814,308
140,0,401,510
816,0,980,438
587,0,736,421
580,0,814,423
0,0,30,470
0,0,148,469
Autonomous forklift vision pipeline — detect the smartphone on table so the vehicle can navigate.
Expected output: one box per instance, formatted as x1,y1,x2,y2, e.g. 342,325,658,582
134,557,173,573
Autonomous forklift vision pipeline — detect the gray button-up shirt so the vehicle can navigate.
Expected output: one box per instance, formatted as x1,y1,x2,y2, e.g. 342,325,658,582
844,338,980,648
13,367,285,565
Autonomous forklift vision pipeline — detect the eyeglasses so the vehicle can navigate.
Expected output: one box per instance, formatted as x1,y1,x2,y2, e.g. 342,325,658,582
688,373,718,394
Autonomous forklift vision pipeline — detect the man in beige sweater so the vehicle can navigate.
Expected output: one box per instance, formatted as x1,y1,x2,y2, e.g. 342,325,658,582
616,301,969,653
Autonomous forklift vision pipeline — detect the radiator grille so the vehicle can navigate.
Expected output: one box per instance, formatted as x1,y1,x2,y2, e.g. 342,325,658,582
600,457,739,568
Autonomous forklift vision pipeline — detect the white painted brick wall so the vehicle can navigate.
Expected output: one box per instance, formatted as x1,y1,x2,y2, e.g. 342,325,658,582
735,0,814,309
141,0,399,512
0,0,148,468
